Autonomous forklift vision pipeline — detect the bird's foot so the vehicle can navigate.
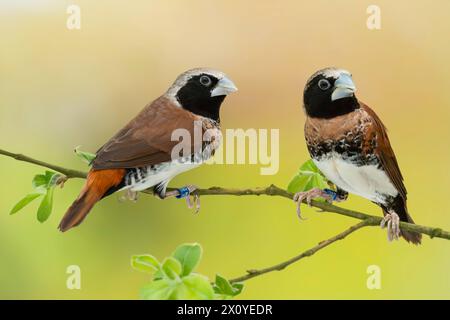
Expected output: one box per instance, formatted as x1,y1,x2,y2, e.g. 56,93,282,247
163,185,200,213
293,188,337,220
119,189,139,202
176,185,200,213
380,210,401,241
294,188,339,220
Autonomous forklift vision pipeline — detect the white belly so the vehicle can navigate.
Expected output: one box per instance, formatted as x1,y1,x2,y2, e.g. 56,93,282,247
122,140,218,193
313,152,398,204
124,161,200,192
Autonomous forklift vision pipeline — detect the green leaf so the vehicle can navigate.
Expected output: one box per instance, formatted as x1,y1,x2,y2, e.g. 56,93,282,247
9,192,44,215
131,255,160,273
299,158,320,172
287,174,312,193
213,274,234,295
36,188,54,222
172,243,202,276
32,171,60,189
162,257,182,279
231,282,244,295
32,174,47,189
287,159,330,194
133,243,214,300
74,146,96,165
140,278,175,300
174,274,214,300
140,274,214,300
153,269,164,280
312,173,329,190
213,274,243,297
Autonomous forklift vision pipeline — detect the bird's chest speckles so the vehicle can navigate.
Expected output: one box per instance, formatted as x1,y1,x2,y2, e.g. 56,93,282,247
305,109,398,204
306,114,378,167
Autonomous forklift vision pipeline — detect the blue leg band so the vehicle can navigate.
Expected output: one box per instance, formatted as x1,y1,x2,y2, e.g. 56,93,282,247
323,188,338,201
176,186,191,199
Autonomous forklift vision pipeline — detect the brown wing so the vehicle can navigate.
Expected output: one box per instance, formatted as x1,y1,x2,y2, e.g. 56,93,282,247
361,103,407,201
92,96,202,170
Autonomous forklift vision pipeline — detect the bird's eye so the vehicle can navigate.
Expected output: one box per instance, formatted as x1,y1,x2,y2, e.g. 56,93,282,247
199,75,212,87
318,79,331,90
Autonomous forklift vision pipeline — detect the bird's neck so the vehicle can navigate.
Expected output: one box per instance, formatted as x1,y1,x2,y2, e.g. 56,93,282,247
181,96,225,122
306,96,360,119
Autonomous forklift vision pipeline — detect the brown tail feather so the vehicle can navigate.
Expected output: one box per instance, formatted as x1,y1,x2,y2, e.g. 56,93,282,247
58,185,102,232
400,213,422,245
59,169,125,232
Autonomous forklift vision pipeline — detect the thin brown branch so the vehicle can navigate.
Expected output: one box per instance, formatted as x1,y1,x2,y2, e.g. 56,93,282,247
160,186,450,240
2,147,450,286
1,148,449,241
229,219,372,283
0,149,86,179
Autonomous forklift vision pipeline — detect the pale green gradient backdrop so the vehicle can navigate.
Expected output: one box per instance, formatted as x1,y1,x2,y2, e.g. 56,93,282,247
0,0,449,299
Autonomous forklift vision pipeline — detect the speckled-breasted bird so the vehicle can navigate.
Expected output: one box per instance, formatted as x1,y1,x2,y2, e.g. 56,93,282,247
59,68,237,232
295,67,421,244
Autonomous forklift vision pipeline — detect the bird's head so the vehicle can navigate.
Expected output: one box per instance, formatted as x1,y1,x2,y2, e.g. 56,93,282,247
303,68,359,119
166,68,238,122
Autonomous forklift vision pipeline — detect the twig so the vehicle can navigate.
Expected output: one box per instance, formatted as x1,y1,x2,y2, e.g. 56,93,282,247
229,219,372,283
0,149,86,179
159,186,449,240
2,147,450,286
1,148,449,241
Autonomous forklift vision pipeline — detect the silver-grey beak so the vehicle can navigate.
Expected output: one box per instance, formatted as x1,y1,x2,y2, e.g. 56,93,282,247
331,73,356,101
211,76,238,97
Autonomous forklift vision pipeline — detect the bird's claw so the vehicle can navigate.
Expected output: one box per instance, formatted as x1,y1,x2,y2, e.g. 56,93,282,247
380,211,400,241
293,188,335,220
186,193,201,214
119,189,139,202
293,192,309,220
177,185,200,213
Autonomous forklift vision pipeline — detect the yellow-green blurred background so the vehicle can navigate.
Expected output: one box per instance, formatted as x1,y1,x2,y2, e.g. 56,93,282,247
1,0,449,299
